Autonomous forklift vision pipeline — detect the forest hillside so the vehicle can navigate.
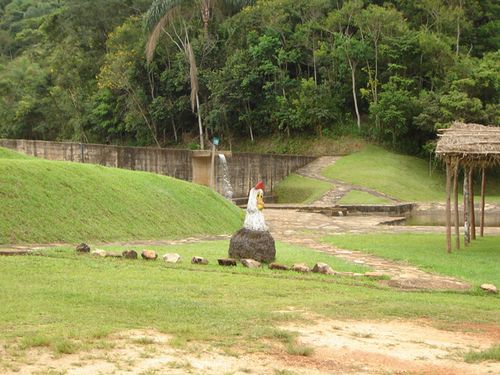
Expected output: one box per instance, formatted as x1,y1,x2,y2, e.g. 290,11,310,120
0,0,498,155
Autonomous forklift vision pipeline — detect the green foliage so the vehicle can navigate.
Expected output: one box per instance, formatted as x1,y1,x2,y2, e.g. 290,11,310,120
0,0,498,153
0,156,243,244
322,233,500,287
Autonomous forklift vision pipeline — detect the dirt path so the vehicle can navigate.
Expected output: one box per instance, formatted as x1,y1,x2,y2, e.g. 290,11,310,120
2,320,498,375
295,156,400,204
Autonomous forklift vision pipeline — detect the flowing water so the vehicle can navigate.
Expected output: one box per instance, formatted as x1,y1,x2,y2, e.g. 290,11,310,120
218,154,234,200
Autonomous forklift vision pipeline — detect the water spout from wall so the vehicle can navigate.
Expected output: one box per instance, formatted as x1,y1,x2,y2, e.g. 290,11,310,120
218,154,233,200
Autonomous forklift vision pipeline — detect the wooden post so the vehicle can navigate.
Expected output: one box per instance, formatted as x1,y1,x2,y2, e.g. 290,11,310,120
453,161,460,249
445,162,452,253
463,168,470,246
480,167,486,237
469,168,476,240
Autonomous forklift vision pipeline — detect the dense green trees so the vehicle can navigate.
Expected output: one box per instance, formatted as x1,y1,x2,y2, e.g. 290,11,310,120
0,0,498,154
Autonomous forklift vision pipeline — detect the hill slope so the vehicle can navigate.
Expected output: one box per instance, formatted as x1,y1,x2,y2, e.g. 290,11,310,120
322,146,500,203
0,148,243,244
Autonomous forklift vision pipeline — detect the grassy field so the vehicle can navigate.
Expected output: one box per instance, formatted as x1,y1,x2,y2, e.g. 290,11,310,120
0,148,242,244
323,233,500,287
322,145,500,203
274,174,333,204
337,190,392,205
0,240,498,358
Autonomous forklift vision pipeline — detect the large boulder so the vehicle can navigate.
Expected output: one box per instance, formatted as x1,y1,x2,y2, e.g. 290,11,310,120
228,228,276,263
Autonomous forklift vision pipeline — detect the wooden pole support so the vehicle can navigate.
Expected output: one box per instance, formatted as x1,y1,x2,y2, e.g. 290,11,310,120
469,168,476,240
453,162,460,249
463,168,470,246
480,168,486,237
445,162,452,253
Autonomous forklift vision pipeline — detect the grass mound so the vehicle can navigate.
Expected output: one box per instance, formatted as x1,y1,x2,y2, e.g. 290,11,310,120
0,156,243,244
274,174,333,204
322,145,500,202
0,147,31,159
337,190,392,205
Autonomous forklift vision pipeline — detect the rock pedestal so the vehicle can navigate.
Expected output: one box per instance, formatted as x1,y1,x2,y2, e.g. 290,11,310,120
228,228,276,263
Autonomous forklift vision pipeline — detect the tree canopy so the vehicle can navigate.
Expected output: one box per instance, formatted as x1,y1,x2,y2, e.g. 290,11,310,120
0,0,498,154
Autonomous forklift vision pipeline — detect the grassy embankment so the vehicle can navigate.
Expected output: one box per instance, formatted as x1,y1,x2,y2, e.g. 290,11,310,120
0,147,243,244
274,174,333,204
276,145,500,204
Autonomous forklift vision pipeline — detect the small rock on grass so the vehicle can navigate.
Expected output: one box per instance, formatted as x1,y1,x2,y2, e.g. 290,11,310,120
218,258,237,266
364,271,387,278
292,263,310,273
76,243,90,253
105,252,122,258
122,250,138,259
192,256,208,265
269,263,289,271
241,259,261,268
163,253,181,263
141,250,158,260
312,262,335,275
92,249,107,257
480,283,497,293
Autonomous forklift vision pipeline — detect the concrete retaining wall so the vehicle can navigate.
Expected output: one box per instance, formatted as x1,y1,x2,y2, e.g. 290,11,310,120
0,139,315,198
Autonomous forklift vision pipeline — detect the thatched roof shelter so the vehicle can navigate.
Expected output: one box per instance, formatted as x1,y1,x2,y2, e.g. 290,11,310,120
435,122,500,252
436,122,500,167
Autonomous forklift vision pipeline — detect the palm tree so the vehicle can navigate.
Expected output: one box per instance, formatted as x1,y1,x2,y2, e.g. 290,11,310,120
144,0,254,150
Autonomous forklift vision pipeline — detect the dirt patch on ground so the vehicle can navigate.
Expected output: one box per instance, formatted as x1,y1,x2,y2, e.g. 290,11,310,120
1,318,498,374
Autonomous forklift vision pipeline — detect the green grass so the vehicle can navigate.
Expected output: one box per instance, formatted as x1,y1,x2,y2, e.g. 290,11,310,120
323,233,500,287
337,190,392,205
464,344,500,363
0,147,31,159
0,155,243,244
274,174,333,204
322,145,500,202
1,240,499,358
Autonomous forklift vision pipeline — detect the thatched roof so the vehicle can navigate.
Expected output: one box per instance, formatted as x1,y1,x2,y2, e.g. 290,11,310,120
435,122,500,167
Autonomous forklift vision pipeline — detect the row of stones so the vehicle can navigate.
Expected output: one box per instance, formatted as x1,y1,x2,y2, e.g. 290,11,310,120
76,243,386,277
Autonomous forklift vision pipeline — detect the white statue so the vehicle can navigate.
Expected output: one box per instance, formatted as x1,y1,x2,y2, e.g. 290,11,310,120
243,181,268,231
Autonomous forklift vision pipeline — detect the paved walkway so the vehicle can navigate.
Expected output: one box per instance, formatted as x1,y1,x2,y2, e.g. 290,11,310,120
295,156,400,204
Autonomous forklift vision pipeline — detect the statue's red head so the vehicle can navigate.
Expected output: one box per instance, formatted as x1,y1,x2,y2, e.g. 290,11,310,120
255,181,265,190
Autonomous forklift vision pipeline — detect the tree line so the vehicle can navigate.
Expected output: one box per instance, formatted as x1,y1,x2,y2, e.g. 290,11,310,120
0,0,498,154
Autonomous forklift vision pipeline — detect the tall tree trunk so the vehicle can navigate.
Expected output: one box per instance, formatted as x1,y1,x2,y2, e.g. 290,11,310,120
347,56,361,129
196,93,204,150
201,0,210,39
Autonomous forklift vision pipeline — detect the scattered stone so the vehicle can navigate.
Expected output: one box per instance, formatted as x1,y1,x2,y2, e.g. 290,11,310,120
92,249,107,257
353,260,365,264
122,250,138,259
364,271,387,278
218,258,237,266
141,250,158,260
105,252,122,258
269,263,289,271
228,228,276,263
0,249,31,256
353,273,364,277
292,263,311,273
163,253,181,263
191,256,209,265
241,259,261,268
76,243,90,253
312,262,336,275
480,284,498,293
